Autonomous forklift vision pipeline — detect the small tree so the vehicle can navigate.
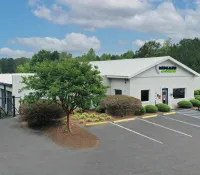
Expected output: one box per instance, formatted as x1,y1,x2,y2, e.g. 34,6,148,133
22,59,107,132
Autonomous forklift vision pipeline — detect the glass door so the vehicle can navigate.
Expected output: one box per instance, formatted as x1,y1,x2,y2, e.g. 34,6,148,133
162,88,168,104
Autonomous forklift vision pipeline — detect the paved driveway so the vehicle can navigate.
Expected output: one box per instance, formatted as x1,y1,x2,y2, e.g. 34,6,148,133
2,112,200,175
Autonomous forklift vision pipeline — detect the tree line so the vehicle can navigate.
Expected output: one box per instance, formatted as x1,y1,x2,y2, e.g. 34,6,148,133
1,37,200,73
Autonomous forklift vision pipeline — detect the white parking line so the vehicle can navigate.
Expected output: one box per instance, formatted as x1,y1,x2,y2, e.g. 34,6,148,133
162,116,200,128
109,122,163,144
137,118,192,137
181,114,200,119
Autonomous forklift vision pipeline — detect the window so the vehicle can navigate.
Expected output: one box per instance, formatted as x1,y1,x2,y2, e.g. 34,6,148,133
141,90,149,102
173,88,185,99
115,89,122,95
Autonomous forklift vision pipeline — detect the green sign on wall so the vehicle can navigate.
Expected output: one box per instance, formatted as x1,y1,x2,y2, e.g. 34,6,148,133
159,66,177,73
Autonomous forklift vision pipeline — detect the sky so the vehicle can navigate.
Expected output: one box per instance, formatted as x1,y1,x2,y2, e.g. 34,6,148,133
0,0,200,58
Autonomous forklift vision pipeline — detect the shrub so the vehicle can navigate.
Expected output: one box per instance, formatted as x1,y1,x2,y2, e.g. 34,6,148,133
135,106,146,115
178,100,193,108
94,119,100,122
101,95,142,117
100,114,106,117
72,114,79,120
106,116,112,120
79,119,84,124
195,96,200,101
190,99,200,107
98,116,105,121
145,105,158,113
194,90,199,95
23,101,65,128
21,93,40,104
86,118,93,122
80,115,87,119
95,105,106,113
156,103,171,112
82,112,89,117
90,113,96,118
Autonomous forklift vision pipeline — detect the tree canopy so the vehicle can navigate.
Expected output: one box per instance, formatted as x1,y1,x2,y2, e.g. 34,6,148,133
22,59,108,131
2,37,200,73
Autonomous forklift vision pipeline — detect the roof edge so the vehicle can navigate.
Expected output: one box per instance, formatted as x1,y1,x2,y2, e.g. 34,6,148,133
129,56,200,78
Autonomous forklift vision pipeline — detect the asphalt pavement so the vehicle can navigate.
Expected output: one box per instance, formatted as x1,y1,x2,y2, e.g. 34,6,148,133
1,112,200,175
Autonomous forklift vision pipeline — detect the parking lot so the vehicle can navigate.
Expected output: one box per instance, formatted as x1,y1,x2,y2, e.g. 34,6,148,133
86,110,200,175
2,110,200,175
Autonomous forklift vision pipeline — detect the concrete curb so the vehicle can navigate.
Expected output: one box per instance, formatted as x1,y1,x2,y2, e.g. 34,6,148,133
85,121,109,127
113,118,136,123
142,115,157,119
163,112,176,115
85,111,176,126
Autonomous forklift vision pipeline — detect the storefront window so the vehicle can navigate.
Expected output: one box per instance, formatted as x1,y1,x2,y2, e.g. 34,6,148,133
141,90,149,101
115,89,122,95
173,88,185,99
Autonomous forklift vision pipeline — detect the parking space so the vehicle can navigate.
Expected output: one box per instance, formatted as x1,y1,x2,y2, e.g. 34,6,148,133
86,112,200,175
176,109,200,119
2,112,200,175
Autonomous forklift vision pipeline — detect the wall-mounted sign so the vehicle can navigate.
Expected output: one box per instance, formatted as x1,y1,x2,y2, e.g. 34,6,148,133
158,66,177,73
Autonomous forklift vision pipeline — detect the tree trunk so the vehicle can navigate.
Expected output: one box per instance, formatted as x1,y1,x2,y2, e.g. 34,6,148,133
65,113,72,133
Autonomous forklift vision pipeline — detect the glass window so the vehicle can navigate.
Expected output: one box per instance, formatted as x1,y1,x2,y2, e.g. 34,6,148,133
141,90,149,101
173,88,185,99
115,89,122,95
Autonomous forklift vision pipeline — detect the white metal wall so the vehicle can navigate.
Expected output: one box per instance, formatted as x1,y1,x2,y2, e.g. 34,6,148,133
103,60,200,108
12,75,33,111
130,60,200,107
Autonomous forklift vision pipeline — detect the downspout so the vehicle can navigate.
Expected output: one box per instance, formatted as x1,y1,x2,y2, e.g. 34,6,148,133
4,84,6,105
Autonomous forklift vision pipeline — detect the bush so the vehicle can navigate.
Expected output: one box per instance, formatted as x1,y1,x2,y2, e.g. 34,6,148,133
135,106,146,115
195,96,200,101
90,113,96,118
145,105,158,113
156,103,171,112
72,114,79,120
178,100,193,108
80,115,87,119
194,90,199,95
106,116,112,120
94,119,100,122
23,100,65,128
21,93,40,104
100,114,106,117
82,112,89,117
101,95,142,117
190,99,200,107
79,119,84,124
86,118,93,122
95,105,106,113
98,116,105,121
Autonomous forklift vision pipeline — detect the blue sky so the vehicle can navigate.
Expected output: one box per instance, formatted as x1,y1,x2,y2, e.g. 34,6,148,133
0,0,199,58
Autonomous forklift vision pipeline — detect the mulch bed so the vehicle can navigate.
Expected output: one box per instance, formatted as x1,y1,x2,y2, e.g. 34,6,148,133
44,122,99,149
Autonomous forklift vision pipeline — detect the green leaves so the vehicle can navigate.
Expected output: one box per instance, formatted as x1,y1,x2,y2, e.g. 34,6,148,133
22,58,108,115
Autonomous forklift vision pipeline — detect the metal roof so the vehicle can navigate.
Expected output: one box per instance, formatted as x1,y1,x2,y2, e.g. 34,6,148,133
90,56,200,78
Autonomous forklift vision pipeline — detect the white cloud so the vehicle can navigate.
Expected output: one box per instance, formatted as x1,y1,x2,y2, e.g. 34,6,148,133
9,33,101,53
33,4,68,24
0,48,34,58
133,39,166,47
29,0,200,39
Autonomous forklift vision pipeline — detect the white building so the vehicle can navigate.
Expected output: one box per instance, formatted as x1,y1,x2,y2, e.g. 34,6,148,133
0,56,199,115
90,56,200,108
0,73,34,115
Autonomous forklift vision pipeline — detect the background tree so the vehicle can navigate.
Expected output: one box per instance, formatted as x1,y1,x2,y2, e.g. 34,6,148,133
122,50,134,59
22,59,108,132
135,41,162,58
